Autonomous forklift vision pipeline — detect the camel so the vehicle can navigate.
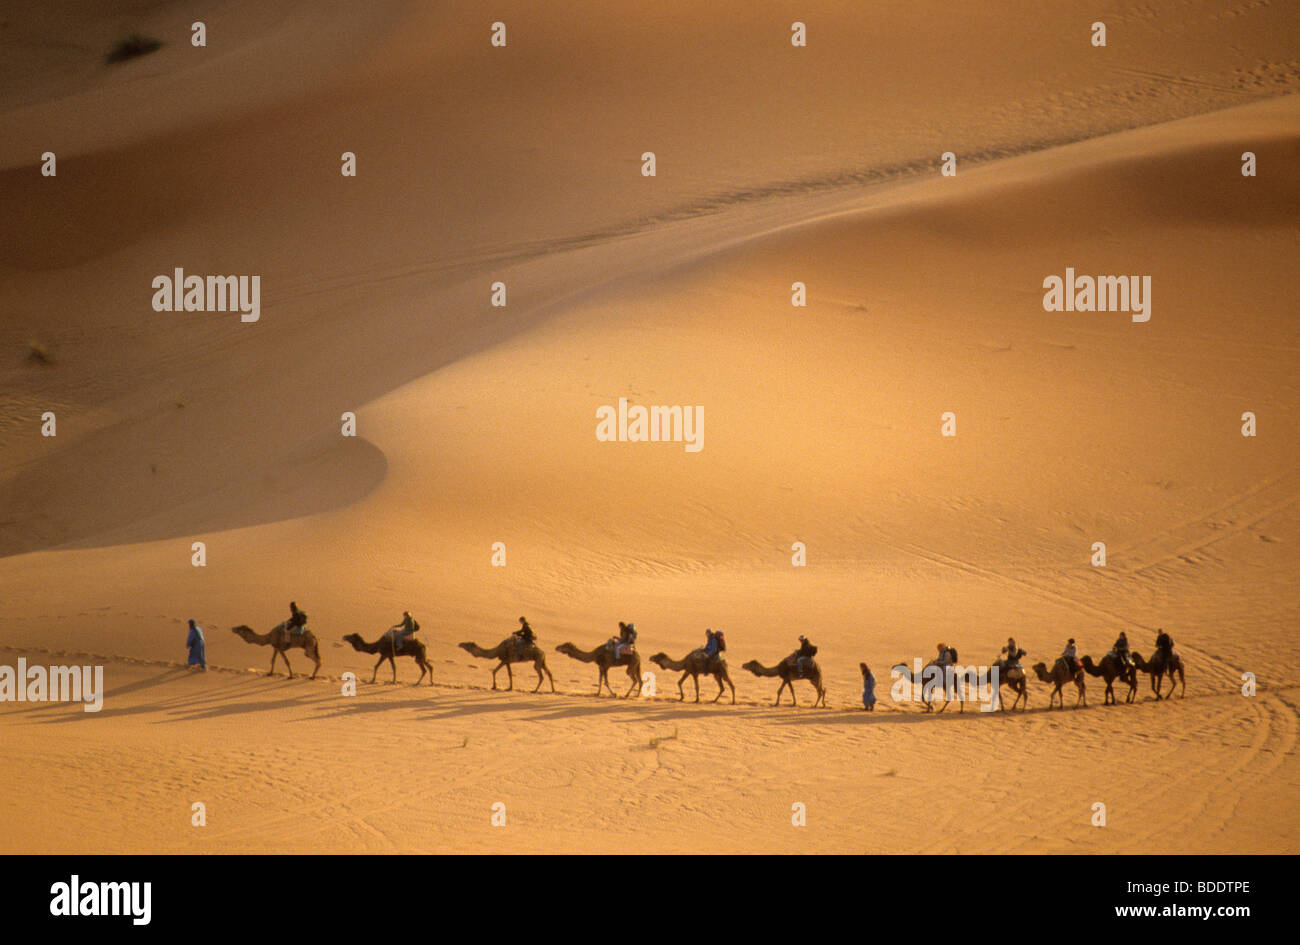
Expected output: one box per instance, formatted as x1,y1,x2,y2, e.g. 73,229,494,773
459,637,555,693
231,620,320,679
556,641,642,697
1081,653,1137,705
890,659,955,713
649,649,735,704
987,659,1029,711
343,631,433,685
1032,658,1086,708
1132,649,1186,700
742,655,826,707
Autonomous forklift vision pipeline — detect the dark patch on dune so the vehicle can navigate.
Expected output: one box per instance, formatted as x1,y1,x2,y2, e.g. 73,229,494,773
105,34,163,65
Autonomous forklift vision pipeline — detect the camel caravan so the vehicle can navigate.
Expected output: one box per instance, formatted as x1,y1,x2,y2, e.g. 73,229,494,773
228,601,1187,712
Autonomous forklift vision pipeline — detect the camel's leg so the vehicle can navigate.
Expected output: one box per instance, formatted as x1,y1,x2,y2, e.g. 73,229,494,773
713,674,725,703
598,666,611,697
536,658,554,693
676,672,687,702
532,660,544,693
490,662,502,690
370,655,383,684
691,673,701,703
268,648,279,677
390,655,398,684
504,661,514,692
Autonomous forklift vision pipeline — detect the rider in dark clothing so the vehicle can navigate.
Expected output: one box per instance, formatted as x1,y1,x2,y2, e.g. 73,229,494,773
388,611,417,646
793,636,817,676
1154,629,1176,669
288,601,307,634
1001,637,1025,668
515,617,536,645
1112,631,1132,669
612,621,637,659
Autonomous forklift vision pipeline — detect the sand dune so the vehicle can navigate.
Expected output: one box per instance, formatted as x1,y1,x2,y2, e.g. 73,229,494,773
1,0,1297,853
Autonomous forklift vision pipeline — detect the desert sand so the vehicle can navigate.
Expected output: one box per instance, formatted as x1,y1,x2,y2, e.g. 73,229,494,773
1,0,1297,853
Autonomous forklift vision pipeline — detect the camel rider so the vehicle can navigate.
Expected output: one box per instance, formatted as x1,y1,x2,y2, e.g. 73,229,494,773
794,635,817,677
1062,638,1080,675
1154,628,1177,669
1111,631,1133,669
514,617,536,656
384,611,417,647
288,601,307,636
1001,637,1025,669
704,628,725,659
611,621,636,660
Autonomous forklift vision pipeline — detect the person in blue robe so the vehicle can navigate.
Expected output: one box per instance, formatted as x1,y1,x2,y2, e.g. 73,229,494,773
186,619,206,670
860,662,877,711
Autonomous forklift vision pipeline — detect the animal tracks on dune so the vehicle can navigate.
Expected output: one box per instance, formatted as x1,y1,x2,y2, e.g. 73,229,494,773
1120,471,1299,580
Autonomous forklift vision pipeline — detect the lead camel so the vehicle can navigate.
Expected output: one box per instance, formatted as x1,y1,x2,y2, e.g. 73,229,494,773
231,621,320,679
742,655,826,707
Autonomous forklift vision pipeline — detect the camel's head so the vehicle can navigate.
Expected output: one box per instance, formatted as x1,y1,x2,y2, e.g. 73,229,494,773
648,652,669,668
741,660,763,675
1031,661,1048,677
230,625,255,640
555,642,576,655
342,633,362,647
457,642,475,653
